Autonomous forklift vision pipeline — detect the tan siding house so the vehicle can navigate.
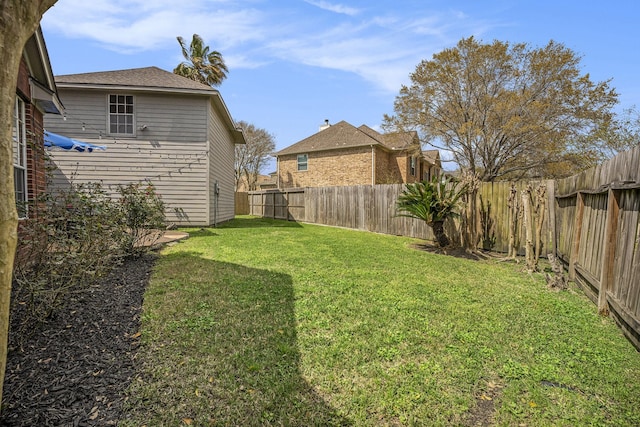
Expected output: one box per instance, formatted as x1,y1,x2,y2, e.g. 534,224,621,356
44,67,244,226
275,120,441,188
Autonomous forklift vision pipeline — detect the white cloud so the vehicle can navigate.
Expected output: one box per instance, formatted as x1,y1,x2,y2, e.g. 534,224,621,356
303,0,361,16
42,0,264,52
265,14,473,93
42,1,495,93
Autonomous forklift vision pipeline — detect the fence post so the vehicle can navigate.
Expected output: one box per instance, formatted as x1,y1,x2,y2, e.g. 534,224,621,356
547,180,557,259
597,188,621,315
568,192,585,280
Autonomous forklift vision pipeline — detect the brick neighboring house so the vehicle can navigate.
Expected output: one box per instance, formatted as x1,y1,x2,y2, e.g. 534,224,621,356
275,120,441,188
13,27,64,219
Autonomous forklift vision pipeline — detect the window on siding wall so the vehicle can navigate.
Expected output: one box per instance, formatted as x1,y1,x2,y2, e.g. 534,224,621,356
108,94,135,135
410,156,416,176
297,154,308,171
13,97,27,218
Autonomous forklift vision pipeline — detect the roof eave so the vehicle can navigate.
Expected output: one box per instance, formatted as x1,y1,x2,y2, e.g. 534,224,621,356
276,141,387,156
55,82,217,97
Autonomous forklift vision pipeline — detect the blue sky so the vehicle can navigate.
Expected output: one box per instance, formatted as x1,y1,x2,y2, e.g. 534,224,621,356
41,0,640,172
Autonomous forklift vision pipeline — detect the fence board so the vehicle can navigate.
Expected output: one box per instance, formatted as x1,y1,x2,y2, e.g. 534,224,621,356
235,192,249,215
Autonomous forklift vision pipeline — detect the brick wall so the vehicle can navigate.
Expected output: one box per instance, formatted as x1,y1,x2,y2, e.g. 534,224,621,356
16,57,48,219
16,59,30,97
375,148,402,184
277,146,430,188
26,104,46,205
393,153,422,184
278,146,374,188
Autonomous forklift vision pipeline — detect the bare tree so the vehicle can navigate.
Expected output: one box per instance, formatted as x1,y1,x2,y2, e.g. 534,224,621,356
0,0,58,400
384,37,618,181
234,121,276,191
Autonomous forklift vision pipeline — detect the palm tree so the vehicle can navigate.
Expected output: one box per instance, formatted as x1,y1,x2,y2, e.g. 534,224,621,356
396,176,467,247
174,34,228,87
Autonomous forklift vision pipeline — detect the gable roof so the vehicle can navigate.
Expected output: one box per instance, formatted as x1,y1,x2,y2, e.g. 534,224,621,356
423,149,441,167
276,121,379,156
382,131,419,150
276,120,420,156
55,66,245,144
55,66,215,94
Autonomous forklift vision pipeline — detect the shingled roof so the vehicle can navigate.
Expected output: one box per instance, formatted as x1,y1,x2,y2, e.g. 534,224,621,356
423,149,441,166
55,66,215,93
276,120,420,156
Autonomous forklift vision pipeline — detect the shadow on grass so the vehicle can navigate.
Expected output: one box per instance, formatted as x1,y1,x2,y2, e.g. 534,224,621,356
123,251,350,426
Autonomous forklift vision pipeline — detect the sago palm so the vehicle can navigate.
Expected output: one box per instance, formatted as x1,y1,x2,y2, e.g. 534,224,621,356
396,176,467,247
174,34,228,87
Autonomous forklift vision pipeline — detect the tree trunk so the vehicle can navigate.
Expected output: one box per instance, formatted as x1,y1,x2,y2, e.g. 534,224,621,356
534,184,546,261
431,221,450,248
507,184,519,259
0,0,58,403
522,188,536,272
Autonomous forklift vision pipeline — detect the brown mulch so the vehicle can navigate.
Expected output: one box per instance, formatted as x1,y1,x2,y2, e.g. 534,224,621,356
0,253,156,427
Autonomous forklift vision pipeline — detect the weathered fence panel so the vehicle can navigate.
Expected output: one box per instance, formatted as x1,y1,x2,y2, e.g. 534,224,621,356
304,185,434,240
235,192,249,215
251,181,555,252
556,144,640,349
249,188,305,220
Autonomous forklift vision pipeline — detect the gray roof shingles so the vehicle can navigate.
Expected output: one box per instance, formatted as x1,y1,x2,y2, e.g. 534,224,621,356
55,66,215,92
276,120,424,156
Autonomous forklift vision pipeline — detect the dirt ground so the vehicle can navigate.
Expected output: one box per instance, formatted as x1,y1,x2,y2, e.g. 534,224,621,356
0,254,156,426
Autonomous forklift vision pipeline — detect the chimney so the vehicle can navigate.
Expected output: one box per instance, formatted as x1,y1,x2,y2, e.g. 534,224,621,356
319,119,330,131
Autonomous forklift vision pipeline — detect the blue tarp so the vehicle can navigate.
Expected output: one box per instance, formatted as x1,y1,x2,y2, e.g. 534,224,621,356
44,130,106,153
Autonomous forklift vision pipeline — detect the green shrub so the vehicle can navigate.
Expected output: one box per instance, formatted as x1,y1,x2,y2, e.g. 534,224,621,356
10,180,166,347
396,176,467,247
11,182,125,346
116,182,166,257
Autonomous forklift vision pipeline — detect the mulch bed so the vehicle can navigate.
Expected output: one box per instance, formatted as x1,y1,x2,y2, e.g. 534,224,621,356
0,253,156,426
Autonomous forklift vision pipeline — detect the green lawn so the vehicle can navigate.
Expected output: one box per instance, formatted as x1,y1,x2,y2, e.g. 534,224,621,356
121,217,640,426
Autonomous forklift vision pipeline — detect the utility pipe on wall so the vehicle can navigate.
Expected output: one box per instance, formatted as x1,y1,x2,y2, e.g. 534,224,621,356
370,145,375,185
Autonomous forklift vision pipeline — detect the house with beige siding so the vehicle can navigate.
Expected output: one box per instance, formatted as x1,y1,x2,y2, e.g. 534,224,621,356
275,120,440,188
44,66,245,226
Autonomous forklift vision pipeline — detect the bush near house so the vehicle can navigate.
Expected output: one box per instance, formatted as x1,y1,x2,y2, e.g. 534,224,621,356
10,182,165,346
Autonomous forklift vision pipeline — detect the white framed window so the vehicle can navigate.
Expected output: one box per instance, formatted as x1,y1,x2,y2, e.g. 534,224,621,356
297,154,308,171
108,94,135,135
13,97,27,218
410,156,416,176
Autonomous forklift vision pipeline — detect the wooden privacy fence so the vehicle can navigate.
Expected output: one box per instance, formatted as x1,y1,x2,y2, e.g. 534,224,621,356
248,145,640,348
235,192,250,215
249,181,555,253
555,144,640,349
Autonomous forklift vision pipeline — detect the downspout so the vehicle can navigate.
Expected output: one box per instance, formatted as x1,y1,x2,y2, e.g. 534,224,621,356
371,145,375,185
214,180,219,227
276,155,280,188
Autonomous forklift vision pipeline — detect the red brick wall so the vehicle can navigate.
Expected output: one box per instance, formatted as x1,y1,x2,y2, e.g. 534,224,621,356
16,57,48,219
16,59,30,97
26,104,46,204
